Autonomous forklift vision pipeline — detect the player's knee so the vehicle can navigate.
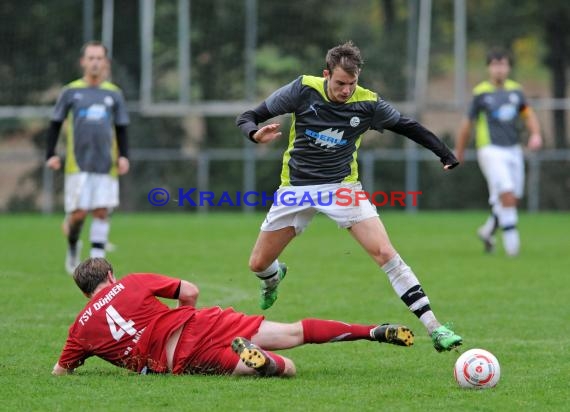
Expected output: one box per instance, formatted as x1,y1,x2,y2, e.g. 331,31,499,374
71,210,88,221
249,256,269,273
500,192,517,207
92,208,109,219
369,246,397,266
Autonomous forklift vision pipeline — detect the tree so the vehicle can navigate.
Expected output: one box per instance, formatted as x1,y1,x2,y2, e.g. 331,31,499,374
541,3,569,148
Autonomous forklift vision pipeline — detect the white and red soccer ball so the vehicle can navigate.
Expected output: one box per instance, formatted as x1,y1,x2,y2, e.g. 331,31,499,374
454,348,500,389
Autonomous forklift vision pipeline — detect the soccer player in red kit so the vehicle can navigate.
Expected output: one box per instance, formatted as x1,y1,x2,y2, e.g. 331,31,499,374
53,258,415,377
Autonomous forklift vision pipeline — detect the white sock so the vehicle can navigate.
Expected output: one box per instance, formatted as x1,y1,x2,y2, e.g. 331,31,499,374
479,213,497,238
419,311,441,335
382,254,432,321
503,229,520,256
497,206,519,256
381,255,423,297
255,260,280,288
90,218,110,258
90,247,106,258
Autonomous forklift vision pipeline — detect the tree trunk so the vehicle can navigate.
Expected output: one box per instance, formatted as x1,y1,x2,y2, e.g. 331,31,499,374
544,8,568,148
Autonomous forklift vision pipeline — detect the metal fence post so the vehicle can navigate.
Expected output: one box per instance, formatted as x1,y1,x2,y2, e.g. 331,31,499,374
197,152,210,214
41,166,54,215
527,153,541,213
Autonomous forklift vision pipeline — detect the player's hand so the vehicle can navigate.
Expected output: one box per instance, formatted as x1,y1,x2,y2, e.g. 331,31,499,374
252,123,282,144
441,153,459,170
46,156,61,170
118,156,130,175
527,133,542,151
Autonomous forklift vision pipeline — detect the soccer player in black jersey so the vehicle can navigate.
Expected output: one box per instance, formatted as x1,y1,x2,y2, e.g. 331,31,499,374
237,41,462,352
45,41,130,274
456,48,542,256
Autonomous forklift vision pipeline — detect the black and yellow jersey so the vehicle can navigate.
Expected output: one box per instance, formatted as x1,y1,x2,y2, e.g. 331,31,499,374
467,79,528,148
264,75,400,186
237,76,458,186
51,79,129,176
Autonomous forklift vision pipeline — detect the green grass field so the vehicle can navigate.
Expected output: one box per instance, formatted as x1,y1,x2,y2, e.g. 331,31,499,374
0,212,568,411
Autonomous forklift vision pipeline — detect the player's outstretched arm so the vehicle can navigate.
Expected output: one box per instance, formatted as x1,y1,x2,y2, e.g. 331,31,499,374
177,280,199,307
236,102,277,144
386,116,459,170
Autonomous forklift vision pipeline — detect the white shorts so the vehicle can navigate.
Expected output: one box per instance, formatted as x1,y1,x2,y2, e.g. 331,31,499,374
260,182,379,234
64,172,119,213
477,144,524,205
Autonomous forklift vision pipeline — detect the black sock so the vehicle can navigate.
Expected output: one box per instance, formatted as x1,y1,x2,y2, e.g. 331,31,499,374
68,219,84,251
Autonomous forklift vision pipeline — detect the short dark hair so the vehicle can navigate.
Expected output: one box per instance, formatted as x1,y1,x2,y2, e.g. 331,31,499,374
73,258,113,295
80,41,108,57
486,47,512,66
326,41,363,76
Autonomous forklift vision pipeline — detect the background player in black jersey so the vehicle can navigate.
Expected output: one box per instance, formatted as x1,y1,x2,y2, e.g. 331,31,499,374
45,41,130,274
237,41,462,352
455,48,542,256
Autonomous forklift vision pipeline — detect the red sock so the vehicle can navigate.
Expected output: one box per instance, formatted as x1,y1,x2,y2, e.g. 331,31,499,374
260,350,286,377
301,319,375,344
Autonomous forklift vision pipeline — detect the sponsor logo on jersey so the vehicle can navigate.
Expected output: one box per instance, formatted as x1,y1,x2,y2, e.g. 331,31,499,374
494,104,517,122
305,128,348,149
79,104,108,121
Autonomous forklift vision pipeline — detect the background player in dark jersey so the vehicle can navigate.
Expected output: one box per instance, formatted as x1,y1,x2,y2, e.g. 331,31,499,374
455,48,542,256
236,41,462,352
45,41,130,274
52,258,414,377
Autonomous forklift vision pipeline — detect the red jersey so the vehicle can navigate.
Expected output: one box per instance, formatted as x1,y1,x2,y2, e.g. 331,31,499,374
57,274,196,373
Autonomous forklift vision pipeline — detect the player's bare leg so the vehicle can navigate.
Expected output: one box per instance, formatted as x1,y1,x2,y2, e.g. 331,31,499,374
252,319,414,350
231,317,415,377
61,214,70,236
348,217,461,351
90,208,110,259
249,227,296,310
347,216,396,266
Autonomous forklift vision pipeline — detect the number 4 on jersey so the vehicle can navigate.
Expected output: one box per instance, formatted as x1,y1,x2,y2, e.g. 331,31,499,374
106,305,137,341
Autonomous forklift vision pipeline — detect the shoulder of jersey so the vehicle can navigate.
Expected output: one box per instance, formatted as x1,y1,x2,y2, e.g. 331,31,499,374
64,78,88,90
351,85,377,102
473,79,522,95
63,78,121,92
300,75,377,102
100,81,121,92
301,75,325,92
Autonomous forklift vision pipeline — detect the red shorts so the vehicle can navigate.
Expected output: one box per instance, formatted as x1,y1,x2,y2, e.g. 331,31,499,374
171,307,264,375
